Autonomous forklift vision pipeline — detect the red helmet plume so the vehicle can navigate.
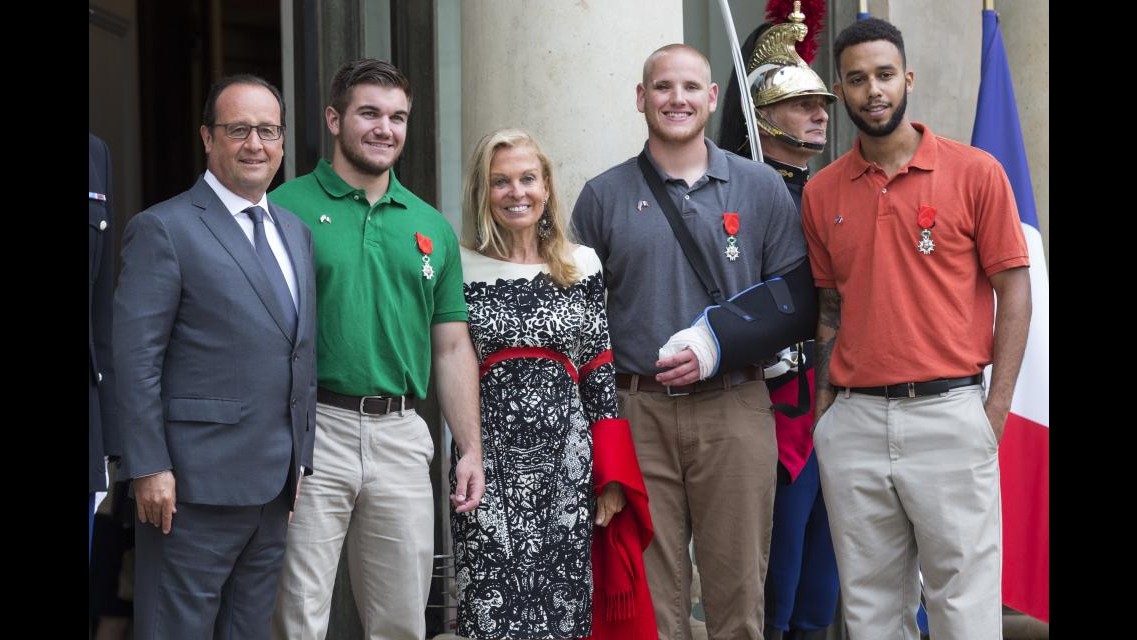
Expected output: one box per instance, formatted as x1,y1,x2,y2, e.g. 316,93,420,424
765,0,826,63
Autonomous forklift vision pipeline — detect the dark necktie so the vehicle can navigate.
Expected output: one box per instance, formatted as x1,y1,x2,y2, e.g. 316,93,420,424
244,206,297,338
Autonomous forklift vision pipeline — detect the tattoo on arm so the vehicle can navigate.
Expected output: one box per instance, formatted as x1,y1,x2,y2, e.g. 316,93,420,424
814,288,841,419
818,288,842,331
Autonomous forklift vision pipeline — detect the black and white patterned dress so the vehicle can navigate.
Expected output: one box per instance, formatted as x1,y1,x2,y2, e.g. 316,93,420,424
451,245,618,639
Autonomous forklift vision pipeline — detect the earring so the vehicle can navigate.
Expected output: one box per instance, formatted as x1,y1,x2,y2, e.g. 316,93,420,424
537,211,552,240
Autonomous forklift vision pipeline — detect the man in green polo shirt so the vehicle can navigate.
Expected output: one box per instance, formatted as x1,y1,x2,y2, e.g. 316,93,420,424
269,58,484,640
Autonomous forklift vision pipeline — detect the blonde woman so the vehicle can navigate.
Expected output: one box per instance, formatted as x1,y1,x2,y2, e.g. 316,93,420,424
451,129,654,639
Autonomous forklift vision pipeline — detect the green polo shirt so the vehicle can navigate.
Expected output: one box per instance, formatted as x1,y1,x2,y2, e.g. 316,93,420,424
270,159,467,398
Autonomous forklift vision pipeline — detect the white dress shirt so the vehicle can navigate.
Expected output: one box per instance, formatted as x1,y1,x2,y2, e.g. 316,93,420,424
204,171,298,309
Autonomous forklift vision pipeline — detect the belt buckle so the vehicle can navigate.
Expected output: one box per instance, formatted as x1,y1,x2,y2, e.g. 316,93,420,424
664,385,690,397
906,382,917,398
359,395,384,414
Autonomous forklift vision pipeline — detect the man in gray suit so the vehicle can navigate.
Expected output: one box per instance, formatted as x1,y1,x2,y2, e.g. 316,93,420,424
113,75,317,640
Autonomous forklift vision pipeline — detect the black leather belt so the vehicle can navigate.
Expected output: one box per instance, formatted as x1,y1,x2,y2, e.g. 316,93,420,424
317,387,416,415
840,374,983,399
615,366,764,396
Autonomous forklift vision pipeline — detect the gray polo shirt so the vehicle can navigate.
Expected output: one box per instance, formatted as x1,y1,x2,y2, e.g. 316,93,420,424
571,138,806,376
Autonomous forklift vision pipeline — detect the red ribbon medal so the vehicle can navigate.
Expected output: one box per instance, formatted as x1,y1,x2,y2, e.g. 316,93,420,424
722,212,741,261
916,205,936,255
415,232,435,279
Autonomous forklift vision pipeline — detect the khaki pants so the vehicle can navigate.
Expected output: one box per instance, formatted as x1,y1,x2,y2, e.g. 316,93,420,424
619,378,778,640
814,386,1002,640
271,403,436,640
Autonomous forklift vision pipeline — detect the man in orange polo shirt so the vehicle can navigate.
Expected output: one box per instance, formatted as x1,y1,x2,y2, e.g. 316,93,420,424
801,18,1031,640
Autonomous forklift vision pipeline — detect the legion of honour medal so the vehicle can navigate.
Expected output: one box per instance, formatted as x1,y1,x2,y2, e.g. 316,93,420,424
916,205,936,255
723,212,741,261
416,231,435,279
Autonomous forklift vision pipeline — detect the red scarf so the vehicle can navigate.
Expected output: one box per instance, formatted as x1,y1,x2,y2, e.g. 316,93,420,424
590,417,656,640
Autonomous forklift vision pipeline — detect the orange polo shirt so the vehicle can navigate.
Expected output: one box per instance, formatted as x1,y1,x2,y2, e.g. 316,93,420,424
801,123,1029,387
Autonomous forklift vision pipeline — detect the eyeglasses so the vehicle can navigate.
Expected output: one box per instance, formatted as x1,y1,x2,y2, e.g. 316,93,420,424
213,123,285,141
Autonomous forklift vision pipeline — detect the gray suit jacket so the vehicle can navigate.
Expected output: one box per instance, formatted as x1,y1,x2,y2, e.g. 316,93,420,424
114,176,317,507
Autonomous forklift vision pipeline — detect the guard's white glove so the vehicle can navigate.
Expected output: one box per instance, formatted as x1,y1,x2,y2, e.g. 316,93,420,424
762,346,802,379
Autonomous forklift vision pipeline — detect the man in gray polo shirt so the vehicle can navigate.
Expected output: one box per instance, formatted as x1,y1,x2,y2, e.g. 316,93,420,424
572,44,807,639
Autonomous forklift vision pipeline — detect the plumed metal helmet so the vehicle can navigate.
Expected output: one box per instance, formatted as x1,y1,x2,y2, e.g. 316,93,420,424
745,2,835,150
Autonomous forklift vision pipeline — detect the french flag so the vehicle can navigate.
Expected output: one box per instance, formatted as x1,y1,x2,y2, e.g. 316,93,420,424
971,8,1049,623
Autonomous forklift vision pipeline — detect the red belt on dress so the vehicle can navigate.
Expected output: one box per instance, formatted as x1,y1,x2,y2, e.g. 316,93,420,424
479,346,613,384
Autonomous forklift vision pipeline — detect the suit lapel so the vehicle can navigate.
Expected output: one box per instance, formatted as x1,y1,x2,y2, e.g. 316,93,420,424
192,178,297,343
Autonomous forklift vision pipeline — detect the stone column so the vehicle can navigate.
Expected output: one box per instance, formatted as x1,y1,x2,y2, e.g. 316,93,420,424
461,0,684,213
998,0,1048,258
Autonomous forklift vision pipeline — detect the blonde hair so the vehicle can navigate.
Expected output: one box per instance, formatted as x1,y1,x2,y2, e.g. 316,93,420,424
461,128,579,288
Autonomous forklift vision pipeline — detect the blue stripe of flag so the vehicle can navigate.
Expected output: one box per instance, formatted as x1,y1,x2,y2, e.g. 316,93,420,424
971,9,1038,229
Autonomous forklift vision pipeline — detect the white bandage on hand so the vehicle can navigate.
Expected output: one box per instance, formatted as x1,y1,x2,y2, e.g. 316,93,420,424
658,316,717,380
